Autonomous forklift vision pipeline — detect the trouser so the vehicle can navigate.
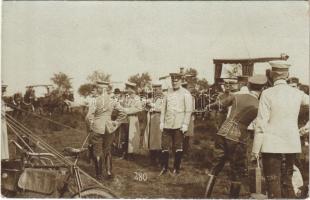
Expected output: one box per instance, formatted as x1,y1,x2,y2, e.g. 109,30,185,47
262,153,296,199
89,131,115,177
119,123,129,156
211,135,247,181
161,129,184,172
205,135,246,198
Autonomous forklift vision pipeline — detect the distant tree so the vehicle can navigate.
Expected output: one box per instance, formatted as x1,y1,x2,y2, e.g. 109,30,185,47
78,83,95,97
128,72,152,91
197,78,209,90
87,70,111,83
50,72,72,92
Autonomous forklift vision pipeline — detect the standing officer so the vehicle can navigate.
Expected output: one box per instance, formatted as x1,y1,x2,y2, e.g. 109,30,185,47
86,81,124,180
181,81,195,155
159,73,193,175
120,81,143,158
204,75,267,198
252,61,309,198
144,82,164,165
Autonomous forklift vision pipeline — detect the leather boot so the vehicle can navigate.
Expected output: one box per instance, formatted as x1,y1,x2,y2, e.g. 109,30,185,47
159,151,169,176
105,153,113,179
229,181,241,198
95,156,103,180
204,174,216,198
173,151,183,175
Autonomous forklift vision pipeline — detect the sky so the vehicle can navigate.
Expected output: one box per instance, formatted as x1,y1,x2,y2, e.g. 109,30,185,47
1,1,309,100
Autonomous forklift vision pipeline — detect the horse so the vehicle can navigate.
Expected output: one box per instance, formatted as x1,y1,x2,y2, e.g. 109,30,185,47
5,92,23,119
62,92,75,113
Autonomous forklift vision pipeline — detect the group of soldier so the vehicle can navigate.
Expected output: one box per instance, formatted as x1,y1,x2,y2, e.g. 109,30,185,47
84,72,195,180
84,60,309,199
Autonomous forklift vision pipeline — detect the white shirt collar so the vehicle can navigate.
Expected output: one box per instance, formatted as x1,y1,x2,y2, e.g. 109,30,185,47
274,79,287,86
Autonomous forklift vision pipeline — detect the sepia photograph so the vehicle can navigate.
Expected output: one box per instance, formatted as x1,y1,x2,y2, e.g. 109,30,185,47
1,1,309,199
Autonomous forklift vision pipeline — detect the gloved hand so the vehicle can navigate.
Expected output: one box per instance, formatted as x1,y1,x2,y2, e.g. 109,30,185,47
180,124,188,133
160,123,164,132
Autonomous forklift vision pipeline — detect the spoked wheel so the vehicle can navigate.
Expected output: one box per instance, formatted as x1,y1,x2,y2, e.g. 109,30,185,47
72,187,118,198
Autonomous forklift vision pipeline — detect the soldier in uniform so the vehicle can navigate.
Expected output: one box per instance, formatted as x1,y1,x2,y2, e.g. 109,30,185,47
252,61,309,198
144,82,164,166
120,81,143,159
86,81,125,180
159,73,193,175
181,81,195,155
287,77,300,88
204,75,267,198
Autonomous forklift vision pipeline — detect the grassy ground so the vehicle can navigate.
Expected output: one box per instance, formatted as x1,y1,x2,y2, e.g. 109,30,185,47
5,110,307,198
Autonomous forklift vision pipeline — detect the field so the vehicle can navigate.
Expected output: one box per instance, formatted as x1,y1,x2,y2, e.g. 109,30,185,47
5,109,306,198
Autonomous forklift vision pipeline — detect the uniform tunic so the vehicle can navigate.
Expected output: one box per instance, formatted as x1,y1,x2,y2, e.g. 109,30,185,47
86,94,124,157
144,97,163,150
160,87,193,129
252,80,309,154
123,94,143,154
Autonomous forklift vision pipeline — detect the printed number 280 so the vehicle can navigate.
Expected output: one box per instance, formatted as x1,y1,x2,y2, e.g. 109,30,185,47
134,171,147,181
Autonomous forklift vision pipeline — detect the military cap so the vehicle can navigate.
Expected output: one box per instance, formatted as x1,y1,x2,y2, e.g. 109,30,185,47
224,78,238,84
1,84,8,89
170,73,182,81
248,75,267,90
181,81,188,86
287,77,299,84
96,80,110,87
237,76,249,83
114,88,121,94
125,81,136,88
269,61,291,72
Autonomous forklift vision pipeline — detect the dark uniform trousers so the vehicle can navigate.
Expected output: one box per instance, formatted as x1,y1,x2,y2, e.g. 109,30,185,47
89,131,115,161
211,135,247,181
162,128,184,151
262,153,296,199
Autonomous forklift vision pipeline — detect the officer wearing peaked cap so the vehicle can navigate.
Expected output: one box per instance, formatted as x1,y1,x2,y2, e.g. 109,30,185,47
119,81,143,158
144,82,164,165
86,80,125,180
159,73,193,176
252,61,309,198
205,75,267,198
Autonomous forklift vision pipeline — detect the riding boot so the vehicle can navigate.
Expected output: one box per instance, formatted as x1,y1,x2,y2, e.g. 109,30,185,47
204,174,217,198
120,142,128,160
95,156,103,180
159,151,169,176
105,153,113,179
173,151,183,175
229,181,241,199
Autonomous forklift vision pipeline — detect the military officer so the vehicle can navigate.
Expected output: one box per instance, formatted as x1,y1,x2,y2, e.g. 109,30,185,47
144,82,164,165
86,81,125,180
204,75,267,198
181,81,195,155
252,61,309,198
159,73,193,175
287,77,300,88
120,81,143,159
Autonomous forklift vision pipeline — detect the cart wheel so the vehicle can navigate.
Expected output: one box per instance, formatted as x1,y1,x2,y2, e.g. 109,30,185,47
71,186,117,198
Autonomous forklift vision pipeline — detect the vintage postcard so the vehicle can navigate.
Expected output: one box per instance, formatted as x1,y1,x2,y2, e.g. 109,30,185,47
1,1,309,199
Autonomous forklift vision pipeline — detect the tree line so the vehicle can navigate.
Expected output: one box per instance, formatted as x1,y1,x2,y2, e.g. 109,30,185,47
50,68,211,98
